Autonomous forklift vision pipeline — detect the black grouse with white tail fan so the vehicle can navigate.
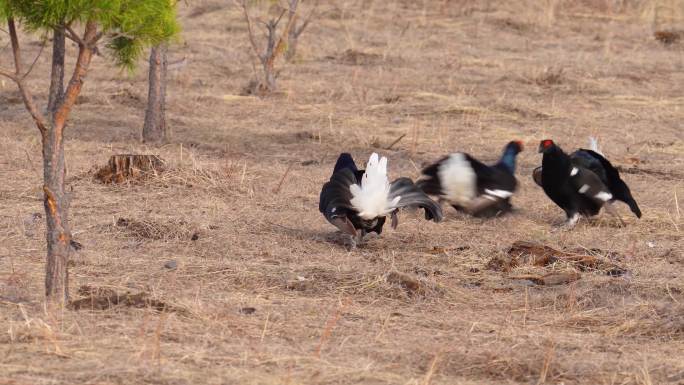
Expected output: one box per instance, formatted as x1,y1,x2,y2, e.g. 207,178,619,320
416,141,524,217
319,153,443,247
533,139,641,227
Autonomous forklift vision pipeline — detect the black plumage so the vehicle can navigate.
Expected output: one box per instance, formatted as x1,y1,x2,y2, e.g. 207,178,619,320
533,139,641,227
416,141,523,217
569,148,642,218
319,153,443,247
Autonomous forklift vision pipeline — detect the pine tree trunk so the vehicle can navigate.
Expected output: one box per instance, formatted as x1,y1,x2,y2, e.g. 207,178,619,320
47,25,65,116
42,118,71,303
41,21,96,304
42,25,71,304
143,44,168,144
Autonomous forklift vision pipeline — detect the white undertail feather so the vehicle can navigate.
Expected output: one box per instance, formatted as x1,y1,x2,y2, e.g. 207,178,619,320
485,189,513,199
589,136,603,155
595,191,613,202
438,153,476,206
350,153,401,220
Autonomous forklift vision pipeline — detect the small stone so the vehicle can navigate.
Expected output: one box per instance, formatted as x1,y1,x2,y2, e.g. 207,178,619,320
191,233,199,241
163,260,177,270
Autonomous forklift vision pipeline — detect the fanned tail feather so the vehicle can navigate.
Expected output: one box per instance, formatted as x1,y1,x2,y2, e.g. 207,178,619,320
589,136,603,156
389,178,443,222
350,153,400,219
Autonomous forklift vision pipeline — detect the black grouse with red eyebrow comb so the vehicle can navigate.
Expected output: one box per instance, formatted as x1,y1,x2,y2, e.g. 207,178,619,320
533,138,641,228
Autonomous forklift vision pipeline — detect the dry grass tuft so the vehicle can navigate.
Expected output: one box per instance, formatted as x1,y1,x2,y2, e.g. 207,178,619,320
654,30,681,45
69,285,188,314
112,217,199,241
535,66,564,86
330,48,384,65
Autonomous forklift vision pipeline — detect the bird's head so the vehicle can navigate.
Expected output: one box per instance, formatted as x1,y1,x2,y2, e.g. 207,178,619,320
507,140,524,154
538,139,556,153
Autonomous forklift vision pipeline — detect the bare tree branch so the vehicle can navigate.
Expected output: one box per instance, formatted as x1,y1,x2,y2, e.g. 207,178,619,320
54,21,98,131
266,1,298,65
22,37,47,79
66,25,87,47
239,0,304,92
294,0,318,38
238,0,263,62
65,25,102,56
273,7,287,27
0,67,18,81
8,18,22,74
5,18,48,134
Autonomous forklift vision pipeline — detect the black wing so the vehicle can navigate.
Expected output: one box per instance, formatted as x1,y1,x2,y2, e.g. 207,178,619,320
532,166,543,187
572,149,641,218
319,168,357,216
568,166,612,215
465,155,517,194
416,156,449,196
389,177,444,222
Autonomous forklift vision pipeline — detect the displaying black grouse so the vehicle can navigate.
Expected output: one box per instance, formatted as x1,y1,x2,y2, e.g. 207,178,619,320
416,140,524,217
319,152,443,247
533,139,641,227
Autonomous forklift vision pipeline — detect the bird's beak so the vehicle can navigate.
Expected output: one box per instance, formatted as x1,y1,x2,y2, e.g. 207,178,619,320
538,143,544,153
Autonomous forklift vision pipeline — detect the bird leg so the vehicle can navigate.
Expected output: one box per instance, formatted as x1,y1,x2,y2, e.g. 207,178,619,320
558,212,580,230
348,230,365,251
390,210,399,229
347,235,357,251
464,196,500,217
603,202,626,227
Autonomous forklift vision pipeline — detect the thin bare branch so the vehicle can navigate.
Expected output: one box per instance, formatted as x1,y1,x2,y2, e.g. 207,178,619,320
5,18,48,133
22,37,48,79
65,25,102,56
268,2,298,63
8,18,22,74
294,0,319,38
65,25,87,48
0,67,18,81
273,7,287,27
238,0,262,62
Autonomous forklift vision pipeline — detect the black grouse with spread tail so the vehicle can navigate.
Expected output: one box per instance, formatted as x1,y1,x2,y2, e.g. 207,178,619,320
319,152,443,247
416,140,524,217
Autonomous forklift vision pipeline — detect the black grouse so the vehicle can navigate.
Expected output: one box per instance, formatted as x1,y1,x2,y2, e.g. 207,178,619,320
319,152,443,247
533,139,641,227
416,140,524,217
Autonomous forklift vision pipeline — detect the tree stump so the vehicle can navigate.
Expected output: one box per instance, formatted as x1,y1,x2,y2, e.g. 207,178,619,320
95,154,165,184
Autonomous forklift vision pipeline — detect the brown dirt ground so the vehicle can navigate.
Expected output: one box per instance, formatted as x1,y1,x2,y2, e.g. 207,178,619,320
1,1,683,384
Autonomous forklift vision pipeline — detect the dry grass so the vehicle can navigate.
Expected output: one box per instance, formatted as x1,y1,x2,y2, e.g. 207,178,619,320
1,0,683,384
